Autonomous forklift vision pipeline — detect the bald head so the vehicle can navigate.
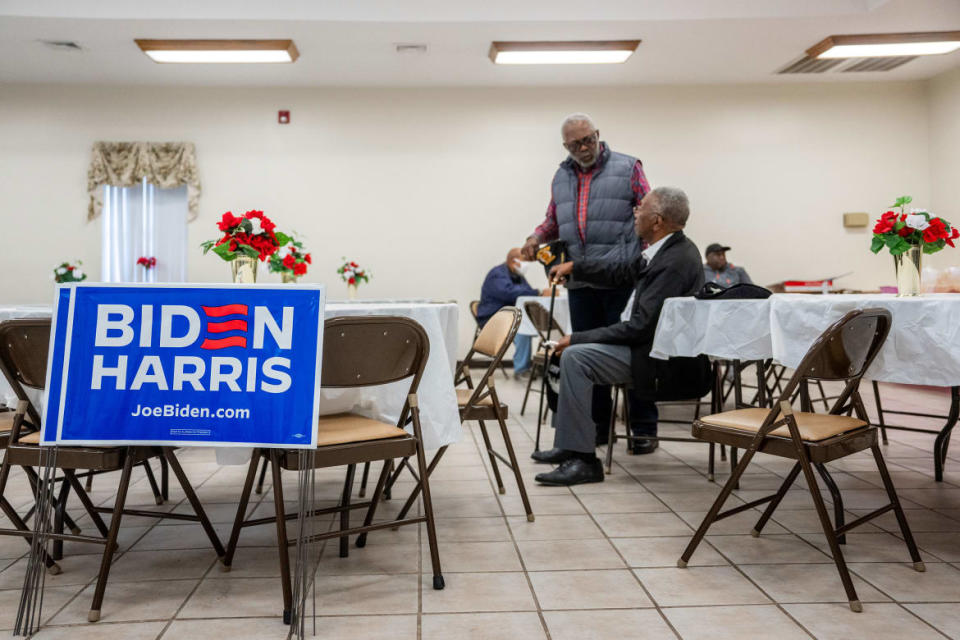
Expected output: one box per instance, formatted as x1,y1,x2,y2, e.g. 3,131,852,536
507,247,525,275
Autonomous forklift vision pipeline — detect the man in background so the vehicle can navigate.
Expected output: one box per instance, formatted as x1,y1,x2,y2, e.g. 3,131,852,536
477,248,549,378
703,243,752,286
520,113,655,451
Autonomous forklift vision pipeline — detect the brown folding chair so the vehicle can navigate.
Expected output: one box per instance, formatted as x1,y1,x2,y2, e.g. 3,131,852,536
520,301,565,418
0,318,225,623
678,309,924,612
468,300,509,379
454,307,534,519
221,316,444,625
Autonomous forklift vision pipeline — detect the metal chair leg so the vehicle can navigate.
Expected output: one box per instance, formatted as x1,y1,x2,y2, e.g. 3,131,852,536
141,460,163,505
356,462,393,548
870,443,924,571
357,461,372,499
752,462,801,536
255,456,269,494
477,420,506,494
492,396,534,522
269,450,293,625
88,451,136,623
222,449,261,570
339,464,356,558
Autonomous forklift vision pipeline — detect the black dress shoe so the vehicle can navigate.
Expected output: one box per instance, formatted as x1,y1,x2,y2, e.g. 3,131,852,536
531,448,573,464
629,438,659,455
535,458,604,486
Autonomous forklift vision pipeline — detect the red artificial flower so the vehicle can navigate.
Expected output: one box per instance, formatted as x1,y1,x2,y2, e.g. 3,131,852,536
873,211,898,234
899,213,907,222
924,218,948,243
348,277,356,285
66,265,74,271
350,262,358,268
947,227,959,248
218,211,242,231
898,226,912,237
293,262,307,276
304,253,312,264
282,254,296,270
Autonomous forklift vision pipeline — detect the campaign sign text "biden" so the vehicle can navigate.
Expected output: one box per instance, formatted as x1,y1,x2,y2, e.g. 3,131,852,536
42,283,325,448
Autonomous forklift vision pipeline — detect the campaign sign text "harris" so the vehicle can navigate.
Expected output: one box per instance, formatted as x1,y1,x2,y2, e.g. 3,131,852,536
42,283,325,448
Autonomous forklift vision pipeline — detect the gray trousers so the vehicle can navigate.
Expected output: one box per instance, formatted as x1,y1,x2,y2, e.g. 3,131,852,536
553,343,633,453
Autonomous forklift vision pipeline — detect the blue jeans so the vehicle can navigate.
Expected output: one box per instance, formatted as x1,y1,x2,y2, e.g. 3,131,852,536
513,334,532,374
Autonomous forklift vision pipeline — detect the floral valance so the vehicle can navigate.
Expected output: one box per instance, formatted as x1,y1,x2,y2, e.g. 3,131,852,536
87,141,201,221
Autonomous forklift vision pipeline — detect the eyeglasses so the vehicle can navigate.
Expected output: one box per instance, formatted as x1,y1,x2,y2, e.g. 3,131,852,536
563,131,598,152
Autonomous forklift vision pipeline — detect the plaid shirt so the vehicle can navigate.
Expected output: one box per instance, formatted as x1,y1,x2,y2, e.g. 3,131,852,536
534,144,651,244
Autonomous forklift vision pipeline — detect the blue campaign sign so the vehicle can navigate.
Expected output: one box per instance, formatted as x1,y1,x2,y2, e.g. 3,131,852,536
41,283,325,449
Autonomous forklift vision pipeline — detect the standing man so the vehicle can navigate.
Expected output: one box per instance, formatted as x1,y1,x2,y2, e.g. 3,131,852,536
521,113,655,452
477,248,550,378
703,243,752,287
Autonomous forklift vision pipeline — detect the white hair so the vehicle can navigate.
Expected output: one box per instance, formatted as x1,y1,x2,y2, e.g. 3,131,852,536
650,186,690,227
561,112,597,132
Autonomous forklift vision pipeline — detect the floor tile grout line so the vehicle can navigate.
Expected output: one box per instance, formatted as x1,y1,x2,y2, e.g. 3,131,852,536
464,416,554,639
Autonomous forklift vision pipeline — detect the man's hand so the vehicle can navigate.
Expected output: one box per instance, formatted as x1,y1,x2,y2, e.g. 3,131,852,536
553,335,572,355
549,261,574,284
540,288,552,297
521,236,540,261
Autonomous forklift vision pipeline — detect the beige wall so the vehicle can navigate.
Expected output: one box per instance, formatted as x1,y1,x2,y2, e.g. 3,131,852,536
928,67,960,271
0,81,943,351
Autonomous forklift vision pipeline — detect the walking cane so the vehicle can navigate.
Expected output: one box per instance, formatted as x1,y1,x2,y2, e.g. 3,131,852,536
533,243,565,452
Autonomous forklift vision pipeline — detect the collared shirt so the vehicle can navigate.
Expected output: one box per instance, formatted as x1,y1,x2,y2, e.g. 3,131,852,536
641,232,675,265
534,143,651,244
703,264,752,287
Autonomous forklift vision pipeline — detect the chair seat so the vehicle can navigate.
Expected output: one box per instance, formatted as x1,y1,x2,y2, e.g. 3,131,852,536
316,413,408,447
457,388,495,407
698,408,868,442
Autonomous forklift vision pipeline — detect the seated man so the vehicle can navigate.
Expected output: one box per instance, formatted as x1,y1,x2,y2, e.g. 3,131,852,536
703,243,752,286
532,186,704,485
477,248,549,377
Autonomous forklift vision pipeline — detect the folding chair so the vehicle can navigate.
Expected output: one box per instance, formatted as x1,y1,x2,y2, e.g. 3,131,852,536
221,316,444,624
0,318,224,623
520,301,565,418
678,309,924,612
382,307,535,524
468,300,509,379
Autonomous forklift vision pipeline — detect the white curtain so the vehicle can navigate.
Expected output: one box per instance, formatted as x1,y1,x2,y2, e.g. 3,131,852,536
101,179,188,283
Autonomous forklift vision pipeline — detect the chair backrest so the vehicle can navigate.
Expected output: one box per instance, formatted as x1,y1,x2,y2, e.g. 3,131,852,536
474,307,520,359
523,301,565,340
0,319,50,427
469,300,480,324
776,308,891,416
321,316,429,393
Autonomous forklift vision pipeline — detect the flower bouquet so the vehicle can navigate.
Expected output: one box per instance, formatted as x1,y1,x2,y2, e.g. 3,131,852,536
337,258,370,299
268,232,312,282
870,196,958,296
201,210,280,283
53,260,86,283
136,256,157,269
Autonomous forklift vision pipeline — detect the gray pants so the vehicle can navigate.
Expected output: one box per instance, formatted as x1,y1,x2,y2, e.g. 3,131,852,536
553,343,633,453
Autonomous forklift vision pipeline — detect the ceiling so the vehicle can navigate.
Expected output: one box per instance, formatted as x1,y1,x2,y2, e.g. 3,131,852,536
1,0,959,87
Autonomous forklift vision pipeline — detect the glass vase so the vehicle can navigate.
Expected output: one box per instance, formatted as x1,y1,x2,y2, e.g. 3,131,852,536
282,273,298,284
894,246,922,297
231,256,258,284
348,283,358,300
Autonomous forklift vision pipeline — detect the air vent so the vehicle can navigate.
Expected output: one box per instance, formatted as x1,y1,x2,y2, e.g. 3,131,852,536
778,55,845,74
395,44,428,55
842,56,917,72
40,40,83,52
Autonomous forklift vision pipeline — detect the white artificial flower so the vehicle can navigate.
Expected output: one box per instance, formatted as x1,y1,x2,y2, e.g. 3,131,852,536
248,217,263,235
73,269,84,278
904,214,930,231
56,267,66,275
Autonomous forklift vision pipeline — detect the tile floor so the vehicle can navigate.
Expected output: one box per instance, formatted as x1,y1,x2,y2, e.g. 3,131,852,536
2,378,960,639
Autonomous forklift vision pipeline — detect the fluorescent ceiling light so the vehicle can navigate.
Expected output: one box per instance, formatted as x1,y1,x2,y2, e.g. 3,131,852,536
808,31,960,59
135,39,299,64
490,40,639,65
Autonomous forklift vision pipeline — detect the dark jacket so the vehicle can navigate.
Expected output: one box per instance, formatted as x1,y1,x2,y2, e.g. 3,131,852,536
569,231,710,400
552,143,642,289
477,263,538,325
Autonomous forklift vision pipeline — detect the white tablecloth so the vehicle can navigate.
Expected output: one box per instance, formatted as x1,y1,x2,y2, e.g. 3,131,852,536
516,295,572,337
0,302,461,455
651,293,960,387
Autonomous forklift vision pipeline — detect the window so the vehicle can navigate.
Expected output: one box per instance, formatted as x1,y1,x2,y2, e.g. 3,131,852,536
101,178,188,283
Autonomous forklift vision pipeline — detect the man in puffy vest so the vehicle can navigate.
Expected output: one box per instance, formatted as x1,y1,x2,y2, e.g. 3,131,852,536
521,113,656,453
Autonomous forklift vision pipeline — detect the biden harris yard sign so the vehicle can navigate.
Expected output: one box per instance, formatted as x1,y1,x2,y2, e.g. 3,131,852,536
41,283,325,448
